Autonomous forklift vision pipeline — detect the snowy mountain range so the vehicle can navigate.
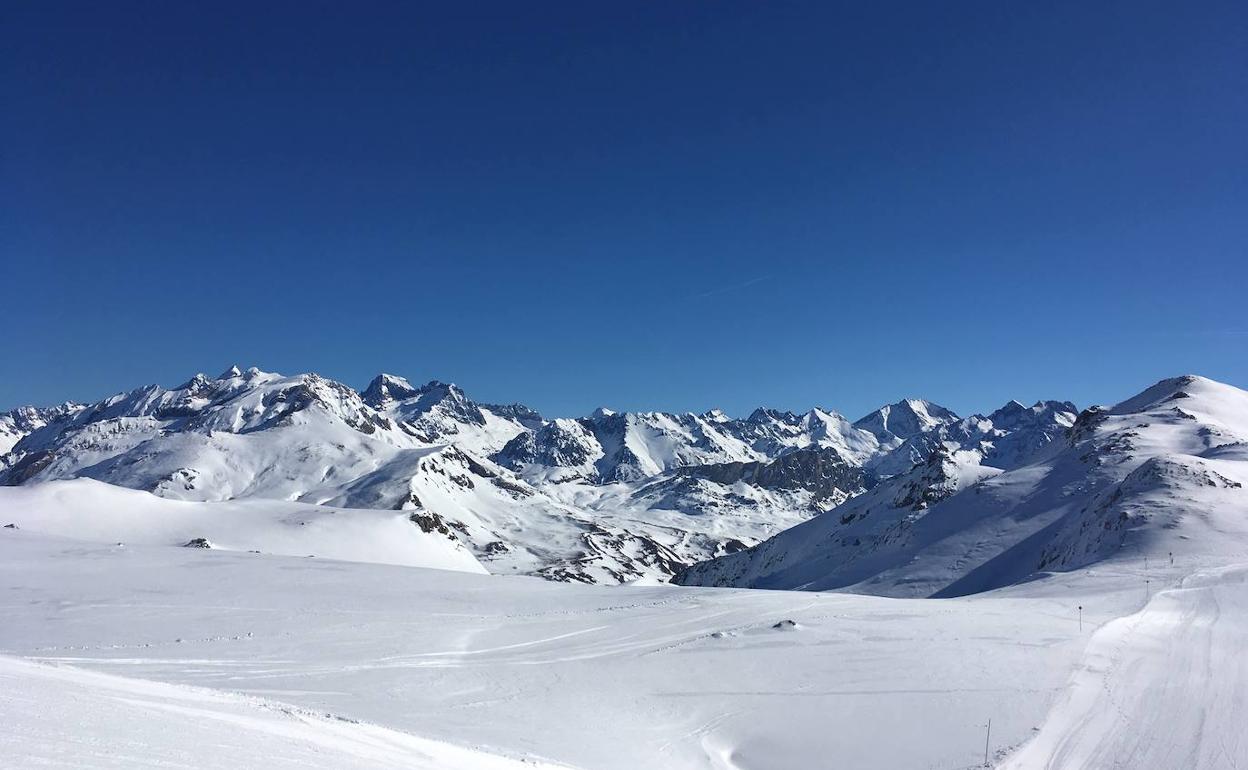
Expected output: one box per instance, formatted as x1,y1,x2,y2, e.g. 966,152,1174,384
4,368,1244,596
676,375,1248,596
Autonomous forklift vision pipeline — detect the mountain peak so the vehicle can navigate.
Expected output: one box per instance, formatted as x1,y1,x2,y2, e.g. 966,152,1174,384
853,399,958,442
700,408,730,423
745,407,801,426
418,380,466,398
991,399,1028,415
175,373,212,392
361,373,420,406
1109,374,1245,420
217,365,243,380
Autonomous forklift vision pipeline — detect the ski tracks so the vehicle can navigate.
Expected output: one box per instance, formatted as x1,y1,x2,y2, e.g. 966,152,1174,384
1000,565,1248,769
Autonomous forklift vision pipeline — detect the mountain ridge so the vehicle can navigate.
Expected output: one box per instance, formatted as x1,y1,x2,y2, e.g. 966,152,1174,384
675,374,1248,597
15,366,1221,595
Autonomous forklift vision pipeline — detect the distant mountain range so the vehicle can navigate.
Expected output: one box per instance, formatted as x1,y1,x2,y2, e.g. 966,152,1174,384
5,369,1243,595
677,375,1248,597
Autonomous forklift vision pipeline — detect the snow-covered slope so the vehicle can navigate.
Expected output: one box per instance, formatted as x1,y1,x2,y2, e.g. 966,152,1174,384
0,402,84,457
2,366,999,584
0,653,570,770
4,373,1246,769
853,398,959,445
676,375,1248,596
362,374,529,454
0,364,1104,587
1001,563,1248,770
0,530,1137,770
0,478,485,573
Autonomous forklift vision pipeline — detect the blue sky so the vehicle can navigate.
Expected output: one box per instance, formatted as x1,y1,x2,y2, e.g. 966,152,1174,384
3,1,1246,420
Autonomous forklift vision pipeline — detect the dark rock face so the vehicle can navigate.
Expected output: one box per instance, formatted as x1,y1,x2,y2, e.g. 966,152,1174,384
495,420,599,472
481,402,544,427
1,450,55,485
1069,406,1109,443
405,381,487,427
534,526,686,584
408,511,457,538
361,374,423,406
677,446,873,500
731,408,805,456
890,446,960,511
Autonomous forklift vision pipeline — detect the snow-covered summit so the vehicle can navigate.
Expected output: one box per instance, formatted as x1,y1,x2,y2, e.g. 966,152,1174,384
360,373,422,405
9,366,1232,591
676,374,1248,596
0,402,85,456
853,398,960,444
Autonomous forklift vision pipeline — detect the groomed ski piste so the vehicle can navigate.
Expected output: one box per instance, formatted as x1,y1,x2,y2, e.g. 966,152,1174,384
2,532,1243,768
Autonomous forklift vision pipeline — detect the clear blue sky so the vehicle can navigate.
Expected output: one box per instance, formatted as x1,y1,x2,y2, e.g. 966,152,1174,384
3,1,1246,420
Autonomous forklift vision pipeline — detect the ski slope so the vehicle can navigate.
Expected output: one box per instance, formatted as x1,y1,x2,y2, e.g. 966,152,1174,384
7,528,1242,770
0,655,571,770
3,373,1246,767
1003,564,1248,769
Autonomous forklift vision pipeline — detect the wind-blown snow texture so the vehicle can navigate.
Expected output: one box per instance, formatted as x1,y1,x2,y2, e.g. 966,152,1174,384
0,366,1078,585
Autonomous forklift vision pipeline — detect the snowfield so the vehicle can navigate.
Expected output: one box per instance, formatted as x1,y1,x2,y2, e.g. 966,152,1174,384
2,372,1247,768
0,478,485,574
0,654,570,770
1002,564,1248,770
1,529,1244,769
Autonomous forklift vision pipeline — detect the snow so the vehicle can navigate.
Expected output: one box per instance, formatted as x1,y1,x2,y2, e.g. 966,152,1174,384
4,527,1243,768
677,375,1248,598
0,655,570,770
0,530,1106,769
1,372,1246,767
1002,564,1248,769
0,478,484,574
853,398,960,444
2,364,1081,585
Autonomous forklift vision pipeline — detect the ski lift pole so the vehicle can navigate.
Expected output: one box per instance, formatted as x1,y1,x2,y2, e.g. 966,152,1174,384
983,718,992,767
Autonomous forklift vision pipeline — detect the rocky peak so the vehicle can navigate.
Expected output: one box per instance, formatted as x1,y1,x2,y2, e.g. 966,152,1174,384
481,402,544,427
361,373,421,407
174,373,214,394
700,408,730,423
854,398,959,443
747,407,800,425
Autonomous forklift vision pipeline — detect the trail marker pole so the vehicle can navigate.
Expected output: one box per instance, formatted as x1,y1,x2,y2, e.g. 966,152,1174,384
1078,605,1082,632
983,718,992,767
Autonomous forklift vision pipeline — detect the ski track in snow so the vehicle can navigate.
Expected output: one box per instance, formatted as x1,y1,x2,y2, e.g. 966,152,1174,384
1,530,1246,768
1001,564,1248,770
0,655,576,770
2,533,1112,770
